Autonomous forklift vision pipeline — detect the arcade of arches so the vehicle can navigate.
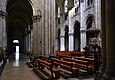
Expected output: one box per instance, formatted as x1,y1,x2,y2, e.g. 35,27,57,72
0,0,115,80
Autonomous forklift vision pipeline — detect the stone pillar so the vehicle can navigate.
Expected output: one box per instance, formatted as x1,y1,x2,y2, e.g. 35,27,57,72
80,31,86,51
69,33,74,51
80,1,86,51
102,0,115,79
0,16,3,47
2,15,7,47
0,11,7,47
41,0,45,55
60,34,65,51
96,0,106,79
26,33,31,52
31,19,37,55
29,33,31,52
26,35,28,52
44,0,49,55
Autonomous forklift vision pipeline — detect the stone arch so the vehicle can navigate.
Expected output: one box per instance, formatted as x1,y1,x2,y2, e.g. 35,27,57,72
6,0,33,54
85,14,95,24
86,14,96,45
64,25,69,51
73,20,80,51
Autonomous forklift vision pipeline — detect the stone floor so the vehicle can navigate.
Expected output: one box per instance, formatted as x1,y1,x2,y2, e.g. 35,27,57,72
0,53,94,80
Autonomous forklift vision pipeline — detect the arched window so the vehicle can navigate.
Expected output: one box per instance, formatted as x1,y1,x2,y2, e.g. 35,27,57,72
58,7,61,17
74,0,79,6
64,0,68,13
86,15,96,45
87,0,93,7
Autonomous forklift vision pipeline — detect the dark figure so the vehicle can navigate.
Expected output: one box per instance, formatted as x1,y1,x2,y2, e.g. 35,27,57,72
84,46,90,58
92,44,101,74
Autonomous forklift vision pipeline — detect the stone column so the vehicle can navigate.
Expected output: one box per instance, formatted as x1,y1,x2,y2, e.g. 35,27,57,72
41,0,45,55
31,19,37,55
80,31,86,51
96,0,106,79
102,0,115,79
29,33,31,52
26,35,28,52
0,16,3,47
2,15,7,47
0,11,7,47
69,33,74,51
44,0,49,55
60,34,65,51
26,33,31,52
80,1,86,51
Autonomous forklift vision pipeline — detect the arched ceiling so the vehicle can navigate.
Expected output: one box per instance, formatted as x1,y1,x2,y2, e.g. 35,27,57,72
7,0,33,26
6,0,33,38
6,0,33,53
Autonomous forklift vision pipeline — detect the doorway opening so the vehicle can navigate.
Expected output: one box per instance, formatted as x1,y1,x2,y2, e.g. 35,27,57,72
13,40,19,53
13,40,20,66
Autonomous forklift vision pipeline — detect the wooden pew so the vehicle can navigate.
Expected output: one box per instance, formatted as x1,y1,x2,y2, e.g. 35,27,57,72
39,56,49,61
51,58,79,77
36,58,60,79
55,51,85,58
63,57,94,75
49,56,61,60
55,51,71,56
29,55,37,67
70,51,84,56
75,57,94,62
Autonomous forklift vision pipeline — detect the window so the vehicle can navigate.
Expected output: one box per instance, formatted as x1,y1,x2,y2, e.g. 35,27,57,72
58,7,61,24
58,7,61,17
64,0,68,13
13,40,19,43
75,7,79,14
87,0,93,7
74,0,79,6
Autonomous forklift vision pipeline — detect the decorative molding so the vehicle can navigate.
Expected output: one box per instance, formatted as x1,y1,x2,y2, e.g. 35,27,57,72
80,29,86,32
60,35,64,38
0,11,7,17
32,15,42,22
32,10,42,22
68,33,74,36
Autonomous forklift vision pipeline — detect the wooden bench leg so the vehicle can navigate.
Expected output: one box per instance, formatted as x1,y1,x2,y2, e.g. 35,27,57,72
88,68,93,75
72,70,79,77
52,68,60,79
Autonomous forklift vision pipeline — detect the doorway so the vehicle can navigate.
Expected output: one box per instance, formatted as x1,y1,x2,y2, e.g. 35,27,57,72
13,40,19,53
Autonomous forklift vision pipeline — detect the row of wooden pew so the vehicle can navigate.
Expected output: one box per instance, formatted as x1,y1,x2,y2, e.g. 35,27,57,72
27,54,94,79
55,51,84,57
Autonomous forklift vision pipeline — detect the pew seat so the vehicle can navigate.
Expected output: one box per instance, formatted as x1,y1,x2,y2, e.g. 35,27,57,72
36,58,60,79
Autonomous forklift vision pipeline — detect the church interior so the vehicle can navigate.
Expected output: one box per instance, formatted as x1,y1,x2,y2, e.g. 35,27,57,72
0,0,115,80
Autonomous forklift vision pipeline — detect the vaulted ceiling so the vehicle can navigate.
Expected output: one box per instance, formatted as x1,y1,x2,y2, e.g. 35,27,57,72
6,0,33,53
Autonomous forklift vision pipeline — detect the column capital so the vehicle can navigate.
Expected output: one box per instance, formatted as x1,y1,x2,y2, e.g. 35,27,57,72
80,0,84,3
80,29,86,33
68,33,74,36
